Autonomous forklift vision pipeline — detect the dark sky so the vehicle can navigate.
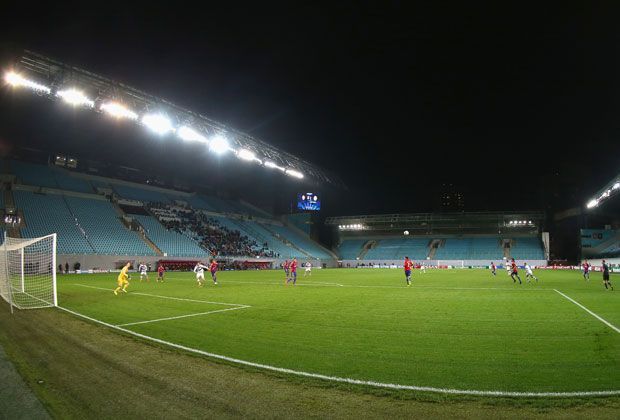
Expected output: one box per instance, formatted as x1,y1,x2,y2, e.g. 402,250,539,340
1,2,620,216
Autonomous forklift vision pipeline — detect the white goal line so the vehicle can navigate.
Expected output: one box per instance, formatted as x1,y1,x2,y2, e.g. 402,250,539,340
554,289,620,334
56,305,620,398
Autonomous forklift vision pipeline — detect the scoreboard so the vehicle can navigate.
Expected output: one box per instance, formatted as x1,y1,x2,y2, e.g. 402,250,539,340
297,192,321,211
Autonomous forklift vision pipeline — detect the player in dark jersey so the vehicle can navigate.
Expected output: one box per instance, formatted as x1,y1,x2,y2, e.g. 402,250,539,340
510,258,522,284
490,262,496,276
582,260,590,281
403,256,413,286
209,259,219,285
602,260,613,290
157,264,165,282
282,259,290,283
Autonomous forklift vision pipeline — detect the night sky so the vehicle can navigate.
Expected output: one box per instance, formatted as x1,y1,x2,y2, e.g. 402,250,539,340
1,2,619,216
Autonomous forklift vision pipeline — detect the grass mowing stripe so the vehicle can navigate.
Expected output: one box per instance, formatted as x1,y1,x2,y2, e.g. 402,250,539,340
56,305,620,398
74,284,247,306
554,289,620,334
116,306,251,327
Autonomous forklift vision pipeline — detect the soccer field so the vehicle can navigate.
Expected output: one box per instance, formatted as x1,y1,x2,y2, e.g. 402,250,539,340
57,268,619,396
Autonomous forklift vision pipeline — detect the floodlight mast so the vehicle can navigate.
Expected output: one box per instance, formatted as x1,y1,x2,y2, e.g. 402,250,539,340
10,50,345,188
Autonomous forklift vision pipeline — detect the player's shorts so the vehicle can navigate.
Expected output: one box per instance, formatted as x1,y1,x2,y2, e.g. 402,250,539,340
405,270,411,277
196,272,204,280
117,278,128,287
305,268,311,272
158,272,164,277
140,271,147,276
284,269,289,275
211,271,217,277
604,272,610,280
291,271,297,277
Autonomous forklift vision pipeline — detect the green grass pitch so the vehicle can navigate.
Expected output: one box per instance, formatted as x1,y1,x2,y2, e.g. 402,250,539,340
57,268,619,395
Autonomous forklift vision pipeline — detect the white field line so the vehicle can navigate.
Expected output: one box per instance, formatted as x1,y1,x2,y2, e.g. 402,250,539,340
73,284,245,306
223,280,547,291
56,305,620,398
554,289,620,334
116,306,250,327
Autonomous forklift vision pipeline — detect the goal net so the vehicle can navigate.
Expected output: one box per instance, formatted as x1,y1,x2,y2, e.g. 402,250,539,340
0,234,57,311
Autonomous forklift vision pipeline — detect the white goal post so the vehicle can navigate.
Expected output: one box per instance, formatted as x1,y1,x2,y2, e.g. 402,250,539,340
0,234,57,313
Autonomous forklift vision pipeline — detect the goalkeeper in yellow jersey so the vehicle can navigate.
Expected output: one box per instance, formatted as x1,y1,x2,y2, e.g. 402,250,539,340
114,262,131,295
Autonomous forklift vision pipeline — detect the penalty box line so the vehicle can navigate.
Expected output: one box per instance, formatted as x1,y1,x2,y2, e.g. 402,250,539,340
55,305,620,398
116,306,250,327
73,284,249,306
554,289,620,334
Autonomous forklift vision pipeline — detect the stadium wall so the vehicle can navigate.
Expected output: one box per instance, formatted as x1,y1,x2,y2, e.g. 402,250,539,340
58,254,338,271
338,259,548,268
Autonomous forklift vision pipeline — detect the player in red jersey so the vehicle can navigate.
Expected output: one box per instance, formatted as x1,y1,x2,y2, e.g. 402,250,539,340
157,263,165,282
490,262,496,276
403,256,413,286
209,259,219,285
510,258,522,284
582,260,590,281
286,258,298,285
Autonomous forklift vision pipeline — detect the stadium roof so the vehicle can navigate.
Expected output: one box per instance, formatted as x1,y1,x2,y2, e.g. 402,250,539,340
6,50,345,188
585,172,620,209
326,211,545,234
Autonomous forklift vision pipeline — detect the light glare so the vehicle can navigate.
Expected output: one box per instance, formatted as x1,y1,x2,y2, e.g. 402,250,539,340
142,114,174,135
237,149,256,161
209,135,230,154
285,169,304,179
586,199,598,209
5,72,51,93
100,102,138,120
178,126,207,143
57,89,94,107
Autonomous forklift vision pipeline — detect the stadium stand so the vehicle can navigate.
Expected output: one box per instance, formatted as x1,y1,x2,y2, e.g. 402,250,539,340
510,237,545,259
337,239,367,259
267,224,332,259
434,238,504,260
13,190,94,254
113,184,174,203
363,238,429,260
11,161,59,189
64,196,154,255
53,170,94,194
133,214,207,257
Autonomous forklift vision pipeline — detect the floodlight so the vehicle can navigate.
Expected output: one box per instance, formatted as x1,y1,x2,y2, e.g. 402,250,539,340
100,102,138,120
613,182,620,190
5,72,51,93
178,126,207,143
586,199,598,209
285,169,304,179
237,149,257,161
142,113,174,135
57,89,94,107
209,134,230,154
264,161,285,171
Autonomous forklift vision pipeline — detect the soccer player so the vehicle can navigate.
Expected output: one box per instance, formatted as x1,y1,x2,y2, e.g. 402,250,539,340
582,260,590,281
505,259,511,276
490,262,496,276
304,261,312,277
286,258,298,285
510,258,522,284
403,256,413,286
114,262,131,295
602,259,614,290
139,262,149,282
157,263,165,282
209,259,219,285
282,259,290,283
524,262,538,283
193,261,209,287
420,262,427,273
